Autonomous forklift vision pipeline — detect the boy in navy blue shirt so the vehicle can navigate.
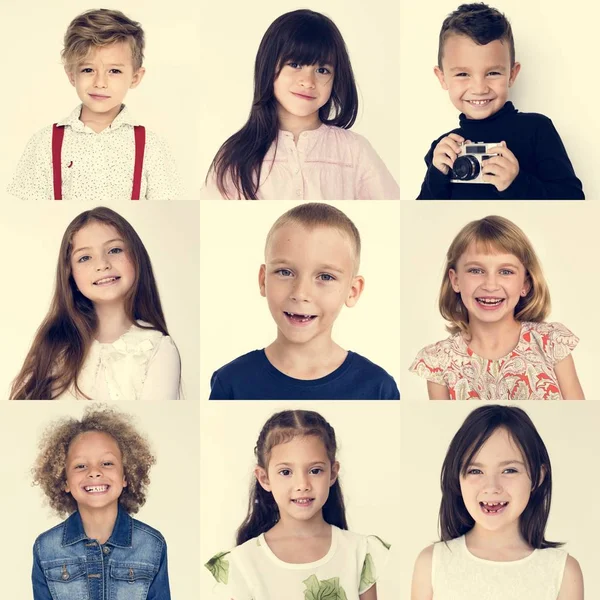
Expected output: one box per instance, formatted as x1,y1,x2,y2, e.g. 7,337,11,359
418,3,584,200
209,203,399,399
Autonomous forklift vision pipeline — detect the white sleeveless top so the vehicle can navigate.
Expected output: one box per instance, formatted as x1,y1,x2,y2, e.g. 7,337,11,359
432,536,567,600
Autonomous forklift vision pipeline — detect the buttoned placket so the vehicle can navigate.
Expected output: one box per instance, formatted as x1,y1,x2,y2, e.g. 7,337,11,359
282,132,307,198
82,538,111,599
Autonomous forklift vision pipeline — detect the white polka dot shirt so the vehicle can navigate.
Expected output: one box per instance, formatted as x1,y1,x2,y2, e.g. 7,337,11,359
7,105,182,200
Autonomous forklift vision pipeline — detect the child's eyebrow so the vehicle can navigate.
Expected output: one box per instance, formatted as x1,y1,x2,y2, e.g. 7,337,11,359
468,460,526,468
463,261,521,270
72,238,125,254
269,259,345,273
274,461,327,467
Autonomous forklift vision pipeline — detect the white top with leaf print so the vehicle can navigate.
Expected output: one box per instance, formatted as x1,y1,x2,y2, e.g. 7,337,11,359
205,525,390,600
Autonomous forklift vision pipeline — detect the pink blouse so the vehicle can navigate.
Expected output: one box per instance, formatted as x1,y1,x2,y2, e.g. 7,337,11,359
200,124,399,200
409,321,579,400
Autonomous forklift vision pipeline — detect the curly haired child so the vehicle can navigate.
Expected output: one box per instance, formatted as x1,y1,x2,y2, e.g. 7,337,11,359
31,405,170,599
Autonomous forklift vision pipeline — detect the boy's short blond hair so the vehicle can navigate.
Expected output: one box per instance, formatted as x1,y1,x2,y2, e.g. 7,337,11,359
62,9,145,72
265,203,362,271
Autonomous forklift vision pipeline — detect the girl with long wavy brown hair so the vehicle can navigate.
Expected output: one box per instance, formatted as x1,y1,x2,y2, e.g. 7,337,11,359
11,206,180,400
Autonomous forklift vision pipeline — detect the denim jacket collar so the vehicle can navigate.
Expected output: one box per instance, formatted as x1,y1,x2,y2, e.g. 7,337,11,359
62,504,133,548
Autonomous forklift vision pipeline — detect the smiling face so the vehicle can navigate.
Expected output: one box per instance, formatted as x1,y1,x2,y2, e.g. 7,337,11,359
274,61,334,125
259,223,363,347
449,242,530,328
435,34,520,120
70,221,136,307
460,427,533,535
256,435,338,525
65,431,127,514
66,41,145,122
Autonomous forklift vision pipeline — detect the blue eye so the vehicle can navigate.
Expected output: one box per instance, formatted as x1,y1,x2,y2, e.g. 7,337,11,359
467,268,484,274
77,255,91,263
318,273,335,281
499,269,514,276
275,269,293,277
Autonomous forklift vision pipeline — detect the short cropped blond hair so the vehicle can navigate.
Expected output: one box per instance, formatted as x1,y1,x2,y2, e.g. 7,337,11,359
440,215,551,336
265,203,361,270
62,9,145,72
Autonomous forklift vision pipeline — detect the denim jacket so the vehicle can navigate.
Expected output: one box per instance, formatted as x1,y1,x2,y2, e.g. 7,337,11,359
32,504,170,600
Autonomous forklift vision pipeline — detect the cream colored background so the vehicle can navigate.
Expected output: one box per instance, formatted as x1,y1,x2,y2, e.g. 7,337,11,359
399,0,599,199
400,201,600,400
0,0,202,199
198,0,400,188
398,402,600,598
200,401,401,598
0,201,200,400
0,401,200,598
199,201,401,399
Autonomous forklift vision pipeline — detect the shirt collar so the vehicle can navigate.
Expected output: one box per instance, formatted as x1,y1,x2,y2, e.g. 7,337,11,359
458,101,517,126
56,104,138,133
62,504,133,547
278,122,328,141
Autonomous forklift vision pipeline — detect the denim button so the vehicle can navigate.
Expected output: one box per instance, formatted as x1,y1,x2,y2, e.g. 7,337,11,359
103,546,111,554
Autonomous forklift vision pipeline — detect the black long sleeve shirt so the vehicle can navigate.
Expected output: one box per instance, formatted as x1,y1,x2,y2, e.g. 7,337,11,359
417,102,584,200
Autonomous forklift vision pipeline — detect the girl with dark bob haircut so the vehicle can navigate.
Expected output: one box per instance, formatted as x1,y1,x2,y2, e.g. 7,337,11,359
411,405,583,599
203,9,399,200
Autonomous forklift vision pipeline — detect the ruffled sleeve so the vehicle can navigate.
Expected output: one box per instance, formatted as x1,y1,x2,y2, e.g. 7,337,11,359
359,535,391,594
409,340,452,386
141,336,181,400
545,322,579,364
204,550,253,600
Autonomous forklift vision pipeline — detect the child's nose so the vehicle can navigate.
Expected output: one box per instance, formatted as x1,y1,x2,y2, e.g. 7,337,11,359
290,276,311,301
294,474,311,491
482,474,503,493
471,76,490,94
95,257,111,271
93,71,108,88
298,67,316,87
482,273,499,290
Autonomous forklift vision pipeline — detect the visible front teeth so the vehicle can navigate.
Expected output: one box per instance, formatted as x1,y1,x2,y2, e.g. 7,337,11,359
469,99,491,105
477,298,503,305
94,277,117,285
482,501,507,506
85,485,108,493
292,498,313,504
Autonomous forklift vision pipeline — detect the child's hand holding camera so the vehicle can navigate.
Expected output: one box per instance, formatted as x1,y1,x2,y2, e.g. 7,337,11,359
482,141,520,191
432,133,466,175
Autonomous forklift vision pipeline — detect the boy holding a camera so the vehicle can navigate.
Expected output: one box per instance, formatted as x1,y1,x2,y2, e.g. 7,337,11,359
417,3,584,199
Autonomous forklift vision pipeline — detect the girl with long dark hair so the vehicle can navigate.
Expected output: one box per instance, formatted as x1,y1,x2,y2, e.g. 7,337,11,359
205,409,390,599
11,206,180,400
202,9,399,200
411,405,583,600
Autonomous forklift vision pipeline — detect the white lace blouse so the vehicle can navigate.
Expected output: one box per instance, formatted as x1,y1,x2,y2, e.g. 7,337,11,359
56,322,180,400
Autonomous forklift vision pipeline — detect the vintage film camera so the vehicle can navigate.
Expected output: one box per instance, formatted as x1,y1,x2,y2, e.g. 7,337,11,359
450,142,500,184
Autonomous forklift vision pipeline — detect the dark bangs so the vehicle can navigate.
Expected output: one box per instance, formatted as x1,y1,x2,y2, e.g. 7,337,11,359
276,19,337,72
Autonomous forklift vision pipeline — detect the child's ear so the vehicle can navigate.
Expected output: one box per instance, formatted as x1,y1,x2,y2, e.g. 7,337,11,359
433,66,449,90
122,476,127,488
65,67,76,87
521,276,531,298
129,67,146,89
64,481,71,494
509,62,521,87
329,461,340,487
258,264,267,297
254,466,271,492
345,275,365,308
449,269,460,293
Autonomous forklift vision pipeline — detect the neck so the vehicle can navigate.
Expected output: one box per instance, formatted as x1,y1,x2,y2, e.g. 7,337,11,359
277,108,322,143
94,302,133,343
80,104,122,133
266,332,346,379
272,511,330,538
78,503,119,545
466,316,522,354
466,521,529,550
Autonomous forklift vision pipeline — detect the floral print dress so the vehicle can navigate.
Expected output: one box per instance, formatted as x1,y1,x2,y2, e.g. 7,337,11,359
410,321,578,400
204,526,390,600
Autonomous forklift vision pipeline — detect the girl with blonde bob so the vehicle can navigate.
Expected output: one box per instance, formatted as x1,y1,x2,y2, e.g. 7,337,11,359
410,215,583,400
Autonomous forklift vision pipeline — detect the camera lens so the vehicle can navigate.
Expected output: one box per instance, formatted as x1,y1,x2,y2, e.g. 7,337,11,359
451,155,480,181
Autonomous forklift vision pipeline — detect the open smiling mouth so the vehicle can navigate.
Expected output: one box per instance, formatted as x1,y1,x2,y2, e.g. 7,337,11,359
467,99,493,106
93,276,120,286
480,501,508,514
84,485,109,493
291,498,315,506
476,297,505,307
284,311,317,323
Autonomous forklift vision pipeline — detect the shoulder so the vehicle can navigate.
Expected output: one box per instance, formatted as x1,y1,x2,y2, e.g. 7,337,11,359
20,123,54,150
347,352,399,396
131,516,167,546
411,334,463,369
411,545,434,600
513,108,554,127
320,125,371,148
213,350,264,376
522,321,579,353
34,519,66,549
557,554,583,599
413,543,434,572
348,352,392,377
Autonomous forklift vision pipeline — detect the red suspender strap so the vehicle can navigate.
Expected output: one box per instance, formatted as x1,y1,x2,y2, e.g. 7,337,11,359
132,125,146,200
51,124,65,200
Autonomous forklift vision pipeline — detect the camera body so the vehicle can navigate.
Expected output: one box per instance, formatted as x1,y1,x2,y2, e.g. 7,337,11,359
450,142,500,184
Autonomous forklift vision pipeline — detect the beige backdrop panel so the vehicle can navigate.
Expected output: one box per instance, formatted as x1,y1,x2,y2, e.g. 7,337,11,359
199,200,401,399
0,0,202,199
398,402,600,597
0,401,200,598
400,201,600,400
399,0,599,199
200,400,401,598
197,0,400,188
0,201,200,400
